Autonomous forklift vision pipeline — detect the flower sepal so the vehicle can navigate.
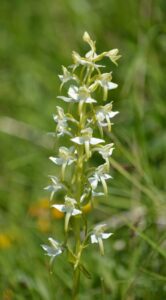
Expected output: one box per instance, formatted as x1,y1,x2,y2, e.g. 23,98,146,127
90,224,113,255
41,237,63,264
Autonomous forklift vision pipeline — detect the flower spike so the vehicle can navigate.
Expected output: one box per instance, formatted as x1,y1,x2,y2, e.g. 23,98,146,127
42,32,120,293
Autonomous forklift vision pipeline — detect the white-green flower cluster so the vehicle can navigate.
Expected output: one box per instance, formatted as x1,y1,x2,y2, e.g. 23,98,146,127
42,32,120,266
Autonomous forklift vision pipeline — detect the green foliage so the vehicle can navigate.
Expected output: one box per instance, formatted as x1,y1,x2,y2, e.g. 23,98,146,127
0,1,165,299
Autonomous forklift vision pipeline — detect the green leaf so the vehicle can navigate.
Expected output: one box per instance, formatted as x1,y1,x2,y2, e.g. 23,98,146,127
78,263,92,279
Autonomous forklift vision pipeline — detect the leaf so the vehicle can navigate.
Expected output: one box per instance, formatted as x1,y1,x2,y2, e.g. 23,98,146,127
127,223,166,259
78,263,92,279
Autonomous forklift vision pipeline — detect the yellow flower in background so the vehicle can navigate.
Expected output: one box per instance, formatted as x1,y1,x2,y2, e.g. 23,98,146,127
51,207,64,219
2,288,13,300
82,202,92,213
29,198,65,219
28,198,49,217
37,218,51,233
0,233,12,249
28,198,65,233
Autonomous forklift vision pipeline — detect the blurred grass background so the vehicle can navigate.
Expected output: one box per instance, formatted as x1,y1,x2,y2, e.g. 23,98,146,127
0,0,165,299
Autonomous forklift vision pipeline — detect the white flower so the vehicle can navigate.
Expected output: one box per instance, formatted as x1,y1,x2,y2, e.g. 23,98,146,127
88,163,112,195
96,72,118,100
44,176,64,201
58,85,96,107
53,106,66,122
94,49,121,65
71,127,104,158
52,196,82,231
94,143,114,168
53,106,72,137
69,85,96,103
105,49,121,65
80,187,104,203
58,66,77,89
90,224,113,255
49,146,76,166
97,73,118,90
49,147,76,180
41,237,63,264
57,120,72,137
96,103,119,132
98,143,114,159
71,51,104,70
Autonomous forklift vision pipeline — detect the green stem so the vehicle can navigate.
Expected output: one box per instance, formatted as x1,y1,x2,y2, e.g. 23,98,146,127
72,146,83,298
72,64,93,299
72,267,80,300
72,215,81,298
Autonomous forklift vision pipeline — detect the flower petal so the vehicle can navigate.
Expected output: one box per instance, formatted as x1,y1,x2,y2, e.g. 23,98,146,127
88,177,98,190
52,204,66,212
68,85,78,100
107,82,118,90
90,234,98,244
48,237,60,248
90,138,105,145
49,156,63,165
85,97,97,103
102,233,113,239
108,111,119,118
41,245,60,256
57,96,73,103
71,208,82,216
92,191,104,197
102,174,112,180
71,137,84,144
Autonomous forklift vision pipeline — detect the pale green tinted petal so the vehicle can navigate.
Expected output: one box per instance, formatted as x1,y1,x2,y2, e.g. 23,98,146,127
90,137,105,145
90,234,98,244
85,49,97,59
105,49,121,65
102,233,113,239
107,82,118,90
57,96,73,103
92,191,104,197
68,85,78,100
41,245,60,256
102,174,112,180
108,111,119,118
64,196,77,205
58,66,75,86
71,137,84,144
94,224,106,232
52,204,66,212
41,237,63,258
48,238,60,248
49,156,64,165
72,208,82,216
50,176,60,184
44,184,62,193
85,97,97,103
96,144,114,159
83,32,95,50
88,177,98,190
